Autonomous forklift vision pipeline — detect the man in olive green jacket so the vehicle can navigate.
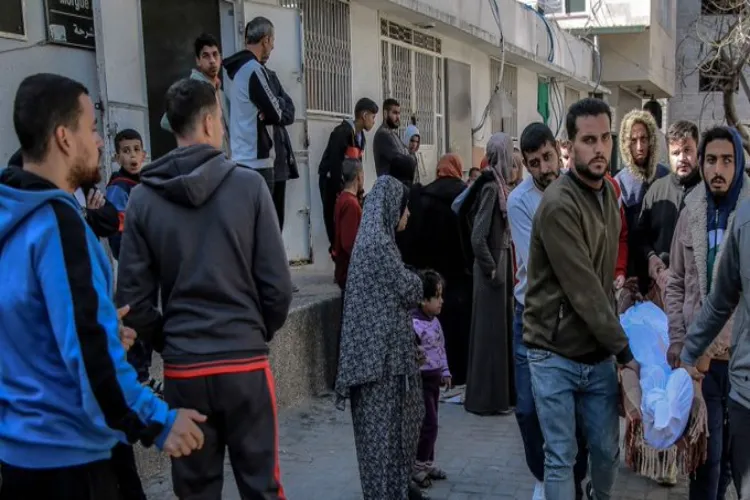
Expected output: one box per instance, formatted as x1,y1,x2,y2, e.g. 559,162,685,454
522,98,639,500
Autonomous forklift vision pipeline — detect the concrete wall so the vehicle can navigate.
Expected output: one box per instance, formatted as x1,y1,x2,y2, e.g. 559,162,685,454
0,1,100,162
669,0,750,130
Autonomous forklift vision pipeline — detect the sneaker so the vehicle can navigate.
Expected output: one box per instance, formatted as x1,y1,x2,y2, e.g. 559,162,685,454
532,481,546,500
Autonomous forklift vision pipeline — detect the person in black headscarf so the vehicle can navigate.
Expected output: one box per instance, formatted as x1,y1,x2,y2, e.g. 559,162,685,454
335,175,425,500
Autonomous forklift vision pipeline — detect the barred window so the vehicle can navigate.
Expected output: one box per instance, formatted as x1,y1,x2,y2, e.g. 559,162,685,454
490,59,518,137
281,0,352,114
380,19,443,149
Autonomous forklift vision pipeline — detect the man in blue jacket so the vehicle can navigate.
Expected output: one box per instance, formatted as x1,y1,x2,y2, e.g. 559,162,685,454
0,73,206,499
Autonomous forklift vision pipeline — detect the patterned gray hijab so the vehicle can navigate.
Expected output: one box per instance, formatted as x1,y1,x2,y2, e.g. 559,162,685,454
486,132,513,214
335,176,423,402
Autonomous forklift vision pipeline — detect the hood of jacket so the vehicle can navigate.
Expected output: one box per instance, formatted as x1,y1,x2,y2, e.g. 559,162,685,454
0,166,80,247
140,144,235,207
619,109,662,183
402,125,420,147
223,50,257,80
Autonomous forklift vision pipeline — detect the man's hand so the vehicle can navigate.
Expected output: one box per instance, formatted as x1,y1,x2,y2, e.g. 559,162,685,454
681,362,705,382
442,376,453,390
117,305,137,351
614,275,626,290
163,409,207,458
416,347,427,366
656,268,670,293
648,255,666,281
666,342,683,369
86,189,105,210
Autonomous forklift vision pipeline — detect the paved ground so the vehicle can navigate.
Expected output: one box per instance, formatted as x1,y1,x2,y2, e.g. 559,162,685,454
143,394,715,500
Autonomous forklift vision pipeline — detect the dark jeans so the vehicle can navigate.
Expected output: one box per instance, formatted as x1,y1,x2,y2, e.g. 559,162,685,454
513,301,589,496
729,398,750,500
416,370,442,463
272,180,286,230
164,365,285,500
690,360,732,500
0,459,119,499
111,443,147,500
127,339,152,384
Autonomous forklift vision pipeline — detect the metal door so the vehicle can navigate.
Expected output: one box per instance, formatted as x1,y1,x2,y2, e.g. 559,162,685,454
244,2,310,263
92,0,150,176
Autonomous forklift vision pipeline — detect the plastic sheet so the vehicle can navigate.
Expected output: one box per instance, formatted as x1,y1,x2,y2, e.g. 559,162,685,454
620,302,694,450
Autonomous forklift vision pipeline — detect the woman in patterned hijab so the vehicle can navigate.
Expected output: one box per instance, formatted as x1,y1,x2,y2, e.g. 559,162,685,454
335,175,425,500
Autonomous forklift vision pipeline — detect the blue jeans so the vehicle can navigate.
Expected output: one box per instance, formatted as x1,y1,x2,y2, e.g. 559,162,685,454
690,360,732,500
528,348,620,500
512,302,589,495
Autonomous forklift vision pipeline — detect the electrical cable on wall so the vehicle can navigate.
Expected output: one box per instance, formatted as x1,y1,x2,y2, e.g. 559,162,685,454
472,0,507,136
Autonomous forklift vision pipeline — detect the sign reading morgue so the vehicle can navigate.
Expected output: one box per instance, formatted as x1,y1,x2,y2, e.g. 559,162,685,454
45,0,95,50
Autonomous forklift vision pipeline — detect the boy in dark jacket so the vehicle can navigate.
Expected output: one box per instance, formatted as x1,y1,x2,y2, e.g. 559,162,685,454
319,97,378,253
106,128,146,260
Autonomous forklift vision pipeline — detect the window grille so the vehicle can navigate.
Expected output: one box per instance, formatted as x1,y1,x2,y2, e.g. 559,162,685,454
280,0,352,114
380,19,443,149
490,59,518,137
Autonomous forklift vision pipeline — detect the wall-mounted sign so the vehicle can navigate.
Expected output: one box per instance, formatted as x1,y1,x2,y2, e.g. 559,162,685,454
44,0,95,50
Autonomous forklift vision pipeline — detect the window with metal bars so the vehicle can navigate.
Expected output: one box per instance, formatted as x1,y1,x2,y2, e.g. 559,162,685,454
280,0,352,114
380,19,443,149
490,59,518,137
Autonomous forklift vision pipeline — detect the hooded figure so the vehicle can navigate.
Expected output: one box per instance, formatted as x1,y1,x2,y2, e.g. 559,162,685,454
665,127,748,498
402,124,427,184
115,143,293,499
614,109,670,284
334,175,424,500
464,133,516,416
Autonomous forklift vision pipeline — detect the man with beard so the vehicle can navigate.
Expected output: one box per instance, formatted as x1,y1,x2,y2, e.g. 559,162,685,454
636,120,702,308
0,73,205,499
224,17,283,194
523,98,638,500
373,98,410,177
677,126,750,500
614,109,670,294
508,123,589,500
162,33,230,156
665,125,749,500
116,78,292,498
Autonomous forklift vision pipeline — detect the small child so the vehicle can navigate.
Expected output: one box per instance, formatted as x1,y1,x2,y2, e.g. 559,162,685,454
412,270,451,488
106,128,146,261
104,129,160,394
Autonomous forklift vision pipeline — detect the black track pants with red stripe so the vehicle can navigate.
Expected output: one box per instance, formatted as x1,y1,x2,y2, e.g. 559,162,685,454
164,363,285,500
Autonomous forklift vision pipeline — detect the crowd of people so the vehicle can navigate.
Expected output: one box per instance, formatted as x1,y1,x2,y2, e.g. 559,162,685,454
2,13,750,500
326,92,750,500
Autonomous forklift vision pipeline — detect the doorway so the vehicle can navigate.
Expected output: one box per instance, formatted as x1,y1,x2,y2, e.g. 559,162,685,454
140,0,222,159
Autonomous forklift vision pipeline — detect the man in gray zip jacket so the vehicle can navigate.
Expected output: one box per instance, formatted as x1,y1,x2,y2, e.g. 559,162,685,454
680,126,750,499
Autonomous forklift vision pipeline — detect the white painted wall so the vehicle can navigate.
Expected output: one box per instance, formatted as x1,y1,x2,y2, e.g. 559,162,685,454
0,2,100,162
552,0,652,30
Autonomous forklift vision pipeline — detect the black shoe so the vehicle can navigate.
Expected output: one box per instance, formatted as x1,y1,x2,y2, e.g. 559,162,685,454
409,481,430,500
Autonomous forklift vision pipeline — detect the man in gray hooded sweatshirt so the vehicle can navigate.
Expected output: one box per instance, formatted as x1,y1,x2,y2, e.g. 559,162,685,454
116,78,293,499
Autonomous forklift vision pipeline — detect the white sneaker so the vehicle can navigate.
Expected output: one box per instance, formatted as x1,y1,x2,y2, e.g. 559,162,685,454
532,481,546,500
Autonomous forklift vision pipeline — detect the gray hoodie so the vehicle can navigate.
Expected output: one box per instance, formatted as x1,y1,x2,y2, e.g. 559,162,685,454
115,144,293,364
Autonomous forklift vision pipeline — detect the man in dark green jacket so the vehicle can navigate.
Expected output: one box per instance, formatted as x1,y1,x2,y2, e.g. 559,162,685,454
523,98,639,500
